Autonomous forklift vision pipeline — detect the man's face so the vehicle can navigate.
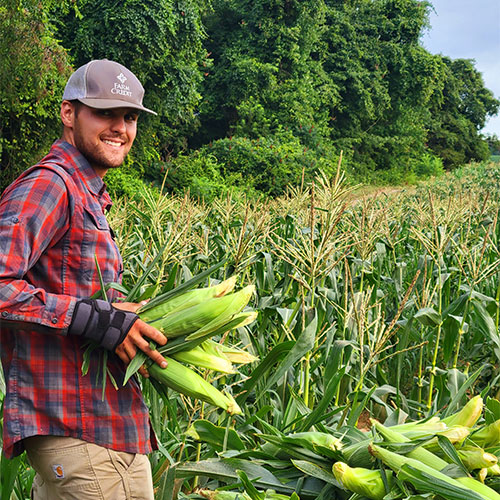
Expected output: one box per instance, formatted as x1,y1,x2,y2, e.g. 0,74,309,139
65,103,139,176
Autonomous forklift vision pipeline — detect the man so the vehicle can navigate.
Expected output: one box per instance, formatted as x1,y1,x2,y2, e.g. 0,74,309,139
0,59,167,499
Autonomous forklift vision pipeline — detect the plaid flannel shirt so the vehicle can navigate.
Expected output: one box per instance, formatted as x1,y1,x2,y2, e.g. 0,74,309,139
0,140,156,458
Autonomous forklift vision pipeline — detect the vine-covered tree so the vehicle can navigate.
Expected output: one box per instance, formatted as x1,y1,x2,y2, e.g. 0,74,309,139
0,0,72,192
426,57,499,168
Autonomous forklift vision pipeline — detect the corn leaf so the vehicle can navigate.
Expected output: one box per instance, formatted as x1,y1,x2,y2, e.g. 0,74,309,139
187,420,246,452
254,308,316,404
290,460,340,486
397,464,484,500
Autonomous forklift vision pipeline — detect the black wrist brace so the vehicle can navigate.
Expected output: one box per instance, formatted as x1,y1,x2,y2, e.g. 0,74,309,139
68,299,139,351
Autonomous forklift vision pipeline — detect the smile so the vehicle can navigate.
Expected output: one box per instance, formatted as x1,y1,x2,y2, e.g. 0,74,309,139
102,139,124,148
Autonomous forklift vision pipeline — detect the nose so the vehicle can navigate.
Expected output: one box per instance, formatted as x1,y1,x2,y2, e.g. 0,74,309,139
110,115,127,134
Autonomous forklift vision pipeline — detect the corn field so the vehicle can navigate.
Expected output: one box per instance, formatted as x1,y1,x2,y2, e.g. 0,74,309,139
2,161,500,499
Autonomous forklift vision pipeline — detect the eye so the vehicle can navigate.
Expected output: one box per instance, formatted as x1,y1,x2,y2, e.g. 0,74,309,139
125,113,139,122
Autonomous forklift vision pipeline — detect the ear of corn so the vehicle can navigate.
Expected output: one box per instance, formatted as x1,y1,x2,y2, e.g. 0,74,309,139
203,339,259,365
186,285,255,340
138,276,237,323
369,444,486,500
172,344,235,374
371,420,500,500
470,420,500,448
148,357,242,415
421,425,470,452
441,396,484,428
333,462,392,500
151,285,254,339
457,446,498,470
288,432,343,452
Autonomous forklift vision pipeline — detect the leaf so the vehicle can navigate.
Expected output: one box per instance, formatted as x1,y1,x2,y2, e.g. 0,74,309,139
290,460,340,487
297,367,346,432
442,365,484,417
237,470,265,500
414,307,441,327
436,435,469,477
236,342,295,405
187,420,245,451
485,396,500,424
397,464,484,500
254,308,317,403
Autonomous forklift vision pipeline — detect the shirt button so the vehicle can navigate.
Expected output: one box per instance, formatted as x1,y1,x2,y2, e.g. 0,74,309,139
51,318,58,324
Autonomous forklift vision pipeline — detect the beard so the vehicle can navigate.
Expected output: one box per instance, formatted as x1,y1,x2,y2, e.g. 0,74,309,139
72,121,131,171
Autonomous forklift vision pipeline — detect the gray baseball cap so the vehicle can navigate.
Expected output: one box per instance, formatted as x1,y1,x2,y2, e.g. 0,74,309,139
62,59,157,115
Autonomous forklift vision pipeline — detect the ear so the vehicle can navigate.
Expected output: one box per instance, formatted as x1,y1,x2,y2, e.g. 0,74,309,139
60,100,76,128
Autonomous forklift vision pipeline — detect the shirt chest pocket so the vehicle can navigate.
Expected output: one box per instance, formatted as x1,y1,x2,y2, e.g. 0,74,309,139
81,204,122,286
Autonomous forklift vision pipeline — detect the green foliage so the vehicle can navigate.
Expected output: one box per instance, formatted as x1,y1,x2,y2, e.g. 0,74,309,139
427,58,500,169
0,0,72,192
165,134,340,197
104,167,151,200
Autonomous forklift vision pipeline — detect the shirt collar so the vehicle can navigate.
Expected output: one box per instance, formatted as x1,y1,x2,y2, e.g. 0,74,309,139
47,140,113,210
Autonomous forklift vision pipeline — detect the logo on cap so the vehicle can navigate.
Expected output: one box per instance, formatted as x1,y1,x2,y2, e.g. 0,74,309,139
111,73,132,97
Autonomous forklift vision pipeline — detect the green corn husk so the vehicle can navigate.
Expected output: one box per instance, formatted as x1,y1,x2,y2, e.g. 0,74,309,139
199,490,250,500
341,439,376,468
333,462,392,500
458,446,498,470
421,425,470,453
138,276,237,323
150,285,255,339
369,443,485,499
203,339,259,365
441,396,484,428
390,416,446,433
172,344,235,374
289,432,343,451
488,464,500,476
148,357,242,415
470,420,500,449
199,490,293,500
371,420,500,500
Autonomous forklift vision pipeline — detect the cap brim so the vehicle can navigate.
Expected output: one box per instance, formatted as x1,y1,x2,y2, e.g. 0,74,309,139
78,98,157,115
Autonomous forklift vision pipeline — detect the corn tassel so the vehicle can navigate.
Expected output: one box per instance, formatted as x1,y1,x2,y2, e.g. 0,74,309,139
333,462,392,500
148,357,242,415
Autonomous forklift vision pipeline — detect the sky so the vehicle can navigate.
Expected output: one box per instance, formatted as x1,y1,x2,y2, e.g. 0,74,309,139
420,0,500,137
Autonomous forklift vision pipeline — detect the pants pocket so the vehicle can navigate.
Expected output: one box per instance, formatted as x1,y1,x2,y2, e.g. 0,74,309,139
25,437,104,499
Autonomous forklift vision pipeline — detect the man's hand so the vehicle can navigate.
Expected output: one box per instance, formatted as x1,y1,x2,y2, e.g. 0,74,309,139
112,301,168,378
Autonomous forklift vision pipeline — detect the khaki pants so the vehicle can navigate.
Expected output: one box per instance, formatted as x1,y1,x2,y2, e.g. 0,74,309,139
24,436,154,500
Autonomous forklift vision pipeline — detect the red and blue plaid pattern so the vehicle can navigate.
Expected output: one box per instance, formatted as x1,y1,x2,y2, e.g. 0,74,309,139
0,140,156,458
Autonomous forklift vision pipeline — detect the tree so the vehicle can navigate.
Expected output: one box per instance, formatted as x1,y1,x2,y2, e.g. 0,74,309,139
0,0,72,192
426,57,499,168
